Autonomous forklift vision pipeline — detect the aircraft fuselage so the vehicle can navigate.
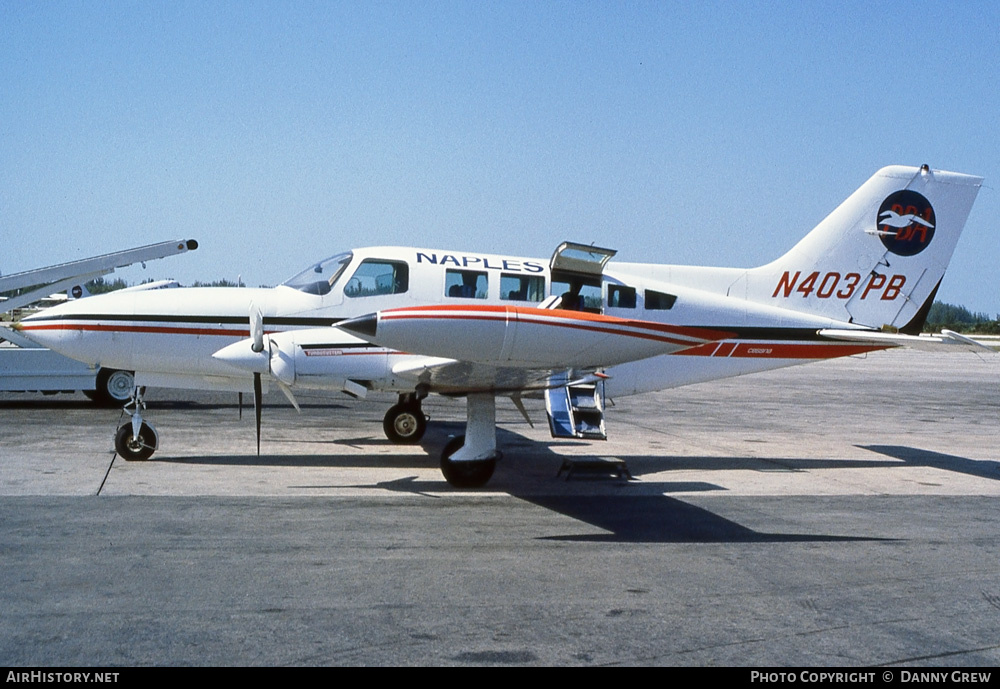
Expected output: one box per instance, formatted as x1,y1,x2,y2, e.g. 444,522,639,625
20,245,877,397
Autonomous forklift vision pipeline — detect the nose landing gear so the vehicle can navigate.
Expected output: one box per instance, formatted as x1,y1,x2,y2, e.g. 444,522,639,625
113,386,158,460
383,388,429,444
383,403,427,443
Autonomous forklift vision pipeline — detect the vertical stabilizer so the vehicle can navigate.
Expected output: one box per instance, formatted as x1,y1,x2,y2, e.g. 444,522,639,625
736,166,982,330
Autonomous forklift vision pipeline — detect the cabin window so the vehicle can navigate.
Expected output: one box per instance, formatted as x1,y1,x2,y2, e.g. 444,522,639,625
607,284,637,309
500,274,545,302
644,289,677,310
445,270,487,299
344,260,409,298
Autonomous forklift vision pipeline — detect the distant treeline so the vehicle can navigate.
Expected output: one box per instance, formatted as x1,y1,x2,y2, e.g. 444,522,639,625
924,302,1000,334
85,277,244,293
85,277,130,294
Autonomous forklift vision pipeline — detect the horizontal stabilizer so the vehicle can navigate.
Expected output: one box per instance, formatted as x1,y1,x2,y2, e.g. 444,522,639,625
819,329,997,353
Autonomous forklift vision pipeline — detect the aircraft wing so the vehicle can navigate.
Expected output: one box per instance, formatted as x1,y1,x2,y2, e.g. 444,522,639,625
819,328,997,353
390,354,607,395
338,304,735,393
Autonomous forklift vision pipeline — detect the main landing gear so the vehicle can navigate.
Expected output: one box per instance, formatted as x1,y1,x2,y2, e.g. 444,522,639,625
383,390,428,444
439,393,500,488
384,390,500,487
113,386,159,461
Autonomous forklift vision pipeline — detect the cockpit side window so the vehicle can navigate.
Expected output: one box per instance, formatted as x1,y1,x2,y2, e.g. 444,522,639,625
344,260,409,298
445,270,487,299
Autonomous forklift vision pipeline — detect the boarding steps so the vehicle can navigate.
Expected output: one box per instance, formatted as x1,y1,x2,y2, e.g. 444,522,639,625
545,380,607,440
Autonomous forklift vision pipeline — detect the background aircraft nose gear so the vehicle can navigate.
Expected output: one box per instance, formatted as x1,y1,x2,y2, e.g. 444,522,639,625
114,386,158,460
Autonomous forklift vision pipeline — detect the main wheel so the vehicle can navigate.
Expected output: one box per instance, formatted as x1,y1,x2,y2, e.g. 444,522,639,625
114,422,158,461
383,403,427,444
86,369,135,405
440,435,497,488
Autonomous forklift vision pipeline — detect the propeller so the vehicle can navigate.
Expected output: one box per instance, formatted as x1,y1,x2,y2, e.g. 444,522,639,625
246,305,299,454
249,304,265,454
212,306,301,455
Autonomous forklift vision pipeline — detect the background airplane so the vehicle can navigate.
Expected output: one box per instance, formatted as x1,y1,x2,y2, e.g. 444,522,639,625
1,239,196,403
18,165,986,486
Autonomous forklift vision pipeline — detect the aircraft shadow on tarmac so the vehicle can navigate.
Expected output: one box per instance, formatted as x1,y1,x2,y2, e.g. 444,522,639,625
860,445,1000,483
149,421,902,544
374,479,889,544
0,398,110,410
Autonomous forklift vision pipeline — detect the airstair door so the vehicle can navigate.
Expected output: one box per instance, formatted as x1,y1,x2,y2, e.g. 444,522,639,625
549,241,618,313
549,241,617,276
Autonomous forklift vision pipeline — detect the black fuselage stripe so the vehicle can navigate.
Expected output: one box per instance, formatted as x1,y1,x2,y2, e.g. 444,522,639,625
23,315,839,342
25,314,340,327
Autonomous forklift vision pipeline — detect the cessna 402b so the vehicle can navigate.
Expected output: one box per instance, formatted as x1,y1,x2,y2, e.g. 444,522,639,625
18,165,986,487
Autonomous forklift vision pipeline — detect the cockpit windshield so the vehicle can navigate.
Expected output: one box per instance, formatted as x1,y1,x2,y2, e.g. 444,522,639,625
282,252,353,295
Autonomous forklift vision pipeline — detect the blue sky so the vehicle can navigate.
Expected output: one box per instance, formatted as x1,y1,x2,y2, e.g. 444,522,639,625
3,1,998,314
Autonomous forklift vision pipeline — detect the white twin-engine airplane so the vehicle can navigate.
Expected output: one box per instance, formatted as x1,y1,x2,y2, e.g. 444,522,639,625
19,165,986,487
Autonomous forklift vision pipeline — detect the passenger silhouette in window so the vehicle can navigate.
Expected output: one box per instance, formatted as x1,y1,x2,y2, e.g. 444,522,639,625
560,280,584,311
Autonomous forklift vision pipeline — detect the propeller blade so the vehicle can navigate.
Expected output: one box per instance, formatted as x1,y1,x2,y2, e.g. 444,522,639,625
253,372,262,455
250,305,264,353
275,379,301,412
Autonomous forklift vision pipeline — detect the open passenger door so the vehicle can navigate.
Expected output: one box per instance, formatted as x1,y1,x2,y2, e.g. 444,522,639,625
545,242,618,439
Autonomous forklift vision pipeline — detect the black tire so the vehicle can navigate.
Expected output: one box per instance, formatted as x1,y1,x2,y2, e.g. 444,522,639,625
114,422,157,461
383,403,427,444
87,369,135,405
440,435,497,488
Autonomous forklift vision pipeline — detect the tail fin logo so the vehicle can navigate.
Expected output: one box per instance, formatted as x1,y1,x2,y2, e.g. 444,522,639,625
876,190,936,256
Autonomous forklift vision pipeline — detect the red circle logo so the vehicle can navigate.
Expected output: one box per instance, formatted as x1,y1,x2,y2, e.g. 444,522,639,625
877,190,935,256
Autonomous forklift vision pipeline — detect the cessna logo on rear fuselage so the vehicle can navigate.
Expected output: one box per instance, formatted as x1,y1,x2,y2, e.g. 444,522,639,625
876,190,936,256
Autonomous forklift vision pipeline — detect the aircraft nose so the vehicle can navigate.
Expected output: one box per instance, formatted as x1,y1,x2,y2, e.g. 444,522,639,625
336,313,378,339
14,307,69,347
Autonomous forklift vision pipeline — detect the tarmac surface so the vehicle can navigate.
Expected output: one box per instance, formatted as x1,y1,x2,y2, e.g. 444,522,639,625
1,349,998,666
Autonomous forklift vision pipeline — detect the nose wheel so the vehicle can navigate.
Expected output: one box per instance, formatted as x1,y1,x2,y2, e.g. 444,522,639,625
113,386,159,460
383,402,427,444
114,421,158,461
